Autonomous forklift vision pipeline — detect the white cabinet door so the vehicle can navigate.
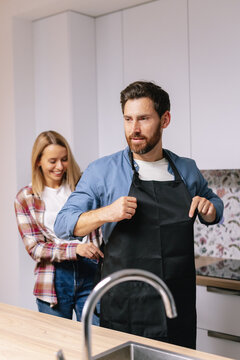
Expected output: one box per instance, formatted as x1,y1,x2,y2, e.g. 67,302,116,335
197,285,240,336
189,0,240,169
122,0,191,158
197,328,240,360
197,285,240,359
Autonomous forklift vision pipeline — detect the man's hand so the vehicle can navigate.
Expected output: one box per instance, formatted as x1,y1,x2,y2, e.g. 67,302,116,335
104,196,137,222
76,243,104,260
189,196,216,223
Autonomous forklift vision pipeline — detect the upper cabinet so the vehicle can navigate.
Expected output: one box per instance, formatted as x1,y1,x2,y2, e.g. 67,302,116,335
96,0,240,169
122,0,191,158
189,0,240,169
96,0,191,159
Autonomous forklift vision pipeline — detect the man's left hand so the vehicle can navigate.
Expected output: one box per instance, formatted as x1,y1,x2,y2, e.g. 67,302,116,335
189,196,216,223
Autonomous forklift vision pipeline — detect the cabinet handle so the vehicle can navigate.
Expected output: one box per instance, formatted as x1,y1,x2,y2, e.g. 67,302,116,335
208,330,240,343
207,286,240,296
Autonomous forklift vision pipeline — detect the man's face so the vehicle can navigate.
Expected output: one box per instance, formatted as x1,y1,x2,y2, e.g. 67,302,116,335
124,97,162,156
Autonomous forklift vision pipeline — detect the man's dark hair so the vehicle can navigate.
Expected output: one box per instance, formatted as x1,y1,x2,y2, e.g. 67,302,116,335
120,81,170,118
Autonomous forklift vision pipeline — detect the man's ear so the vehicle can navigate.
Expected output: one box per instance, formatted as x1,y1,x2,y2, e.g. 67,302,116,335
161,111,171,129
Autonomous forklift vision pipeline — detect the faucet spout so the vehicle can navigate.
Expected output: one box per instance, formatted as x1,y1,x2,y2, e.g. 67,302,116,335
81,268,177,360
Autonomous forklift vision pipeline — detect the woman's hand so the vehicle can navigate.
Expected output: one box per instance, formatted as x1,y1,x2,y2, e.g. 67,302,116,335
76,243,104,260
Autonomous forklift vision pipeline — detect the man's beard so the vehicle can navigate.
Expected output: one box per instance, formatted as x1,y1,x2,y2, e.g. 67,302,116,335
126,123,162,155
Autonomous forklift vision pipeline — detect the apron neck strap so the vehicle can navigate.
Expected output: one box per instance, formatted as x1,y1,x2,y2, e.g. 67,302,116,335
162,150,182,181
128,149,136,172
128,149,182,181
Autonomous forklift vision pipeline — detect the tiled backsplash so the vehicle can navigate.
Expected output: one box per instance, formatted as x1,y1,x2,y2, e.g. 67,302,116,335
194,170,240,259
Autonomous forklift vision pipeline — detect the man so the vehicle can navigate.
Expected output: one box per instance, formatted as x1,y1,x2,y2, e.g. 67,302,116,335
54,81,223,349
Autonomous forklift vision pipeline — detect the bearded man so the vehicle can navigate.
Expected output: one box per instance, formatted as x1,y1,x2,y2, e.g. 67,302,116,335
54,81,223,349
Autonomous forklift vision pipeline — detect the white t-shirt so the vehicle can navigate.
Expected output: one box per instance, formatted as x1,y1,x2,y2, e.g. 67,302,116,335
41,183,87,244
135,157,174,181
41,183,72,233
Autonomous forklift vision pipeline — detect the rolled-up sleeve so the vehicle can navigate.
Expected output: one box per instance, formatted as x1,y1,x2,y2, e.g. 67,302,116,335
54,164,100,239
171,154,224,226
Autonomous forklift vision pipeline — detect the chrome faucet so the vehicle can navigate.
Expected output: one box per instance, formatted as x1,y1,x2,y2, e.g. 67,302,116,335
81,268,177,360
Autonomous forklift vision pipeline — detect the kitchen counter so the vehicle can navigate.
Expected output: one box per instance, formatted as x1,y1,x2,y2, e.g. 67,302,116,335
0,302,233,360
195,256,240,291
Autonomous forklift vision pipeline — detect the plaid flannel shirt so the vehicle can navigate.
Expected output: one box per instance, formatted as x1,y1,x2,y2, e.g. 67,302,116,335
14,184,101,306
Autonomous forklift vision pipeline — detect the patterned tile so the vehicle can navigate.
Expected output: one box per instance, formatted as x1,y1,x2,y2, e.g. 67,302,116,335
194,170,240,259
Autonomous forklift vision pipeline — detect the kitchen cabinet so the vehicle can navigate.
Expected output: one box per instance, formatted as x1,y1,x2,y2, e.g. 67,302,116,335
122,0,191,158
96,0,191,159
197,329,240,360
96,0,240,168
196,285,240,359
189,0,240,169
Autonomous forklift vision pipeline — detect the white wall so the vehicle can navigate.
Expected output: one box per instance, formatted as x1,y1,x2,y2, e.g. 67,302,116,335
0,2,20,308
12,18,36,310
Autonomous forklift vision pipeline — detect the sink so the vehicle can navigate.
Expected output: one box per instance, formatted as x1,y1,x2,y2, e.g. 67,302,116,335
81,269,178,360
57,270,179,360
93,341,201,360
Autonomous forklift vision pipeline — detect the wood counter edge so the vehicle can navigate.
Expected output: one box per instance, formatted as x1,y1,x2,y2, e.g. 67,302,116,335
0,302,234,360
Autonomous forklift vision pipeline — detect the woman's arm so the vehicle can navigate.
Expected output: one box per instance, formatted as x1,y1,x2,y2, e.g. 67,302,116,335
14,193,103,262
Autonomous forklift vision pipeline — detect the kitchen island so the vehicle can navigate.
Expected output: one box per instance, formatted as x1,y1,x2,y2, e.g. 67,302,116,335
0,302,233,360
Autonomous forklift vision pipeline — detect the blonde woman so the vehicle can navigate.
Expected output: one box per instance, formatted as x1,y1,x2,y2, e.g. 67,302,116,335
14,130,103,323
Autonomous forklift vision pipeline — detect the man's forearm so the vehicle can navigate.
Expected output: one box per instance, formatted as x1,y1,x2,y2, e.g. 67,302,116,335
73,207,109,237
73,196,138,237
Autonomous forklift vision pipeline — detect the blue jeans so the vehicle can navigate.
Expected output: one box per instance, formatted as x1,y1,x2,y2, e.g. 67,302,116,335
36,257,99,325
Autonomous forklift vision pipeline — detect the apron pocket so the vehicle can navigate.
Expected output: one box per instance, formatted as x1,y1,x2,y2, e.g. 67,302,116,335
160,219,195,280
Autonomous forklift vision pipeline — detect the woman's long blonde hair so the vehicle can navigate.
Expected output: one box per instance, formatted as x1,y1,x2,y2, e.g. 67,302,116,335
31,130,81,196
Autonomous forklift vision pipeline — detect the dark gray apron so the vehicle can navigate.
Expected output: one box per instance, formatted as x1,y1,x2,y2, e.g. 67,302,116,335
100,150,197,349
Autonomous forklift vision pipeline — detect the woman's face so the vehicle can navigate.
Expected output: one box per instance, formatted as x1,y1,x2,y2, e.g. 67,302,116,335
38,144,68,188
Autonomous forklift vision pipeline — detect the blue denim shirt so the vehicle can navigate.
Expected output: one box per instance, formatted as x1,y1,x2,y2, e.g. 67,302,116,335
54,147,223,243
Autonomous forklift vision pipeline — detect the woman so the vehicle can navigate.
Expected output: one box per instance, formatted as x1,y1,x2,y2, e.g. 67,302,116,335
14,130,103,323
